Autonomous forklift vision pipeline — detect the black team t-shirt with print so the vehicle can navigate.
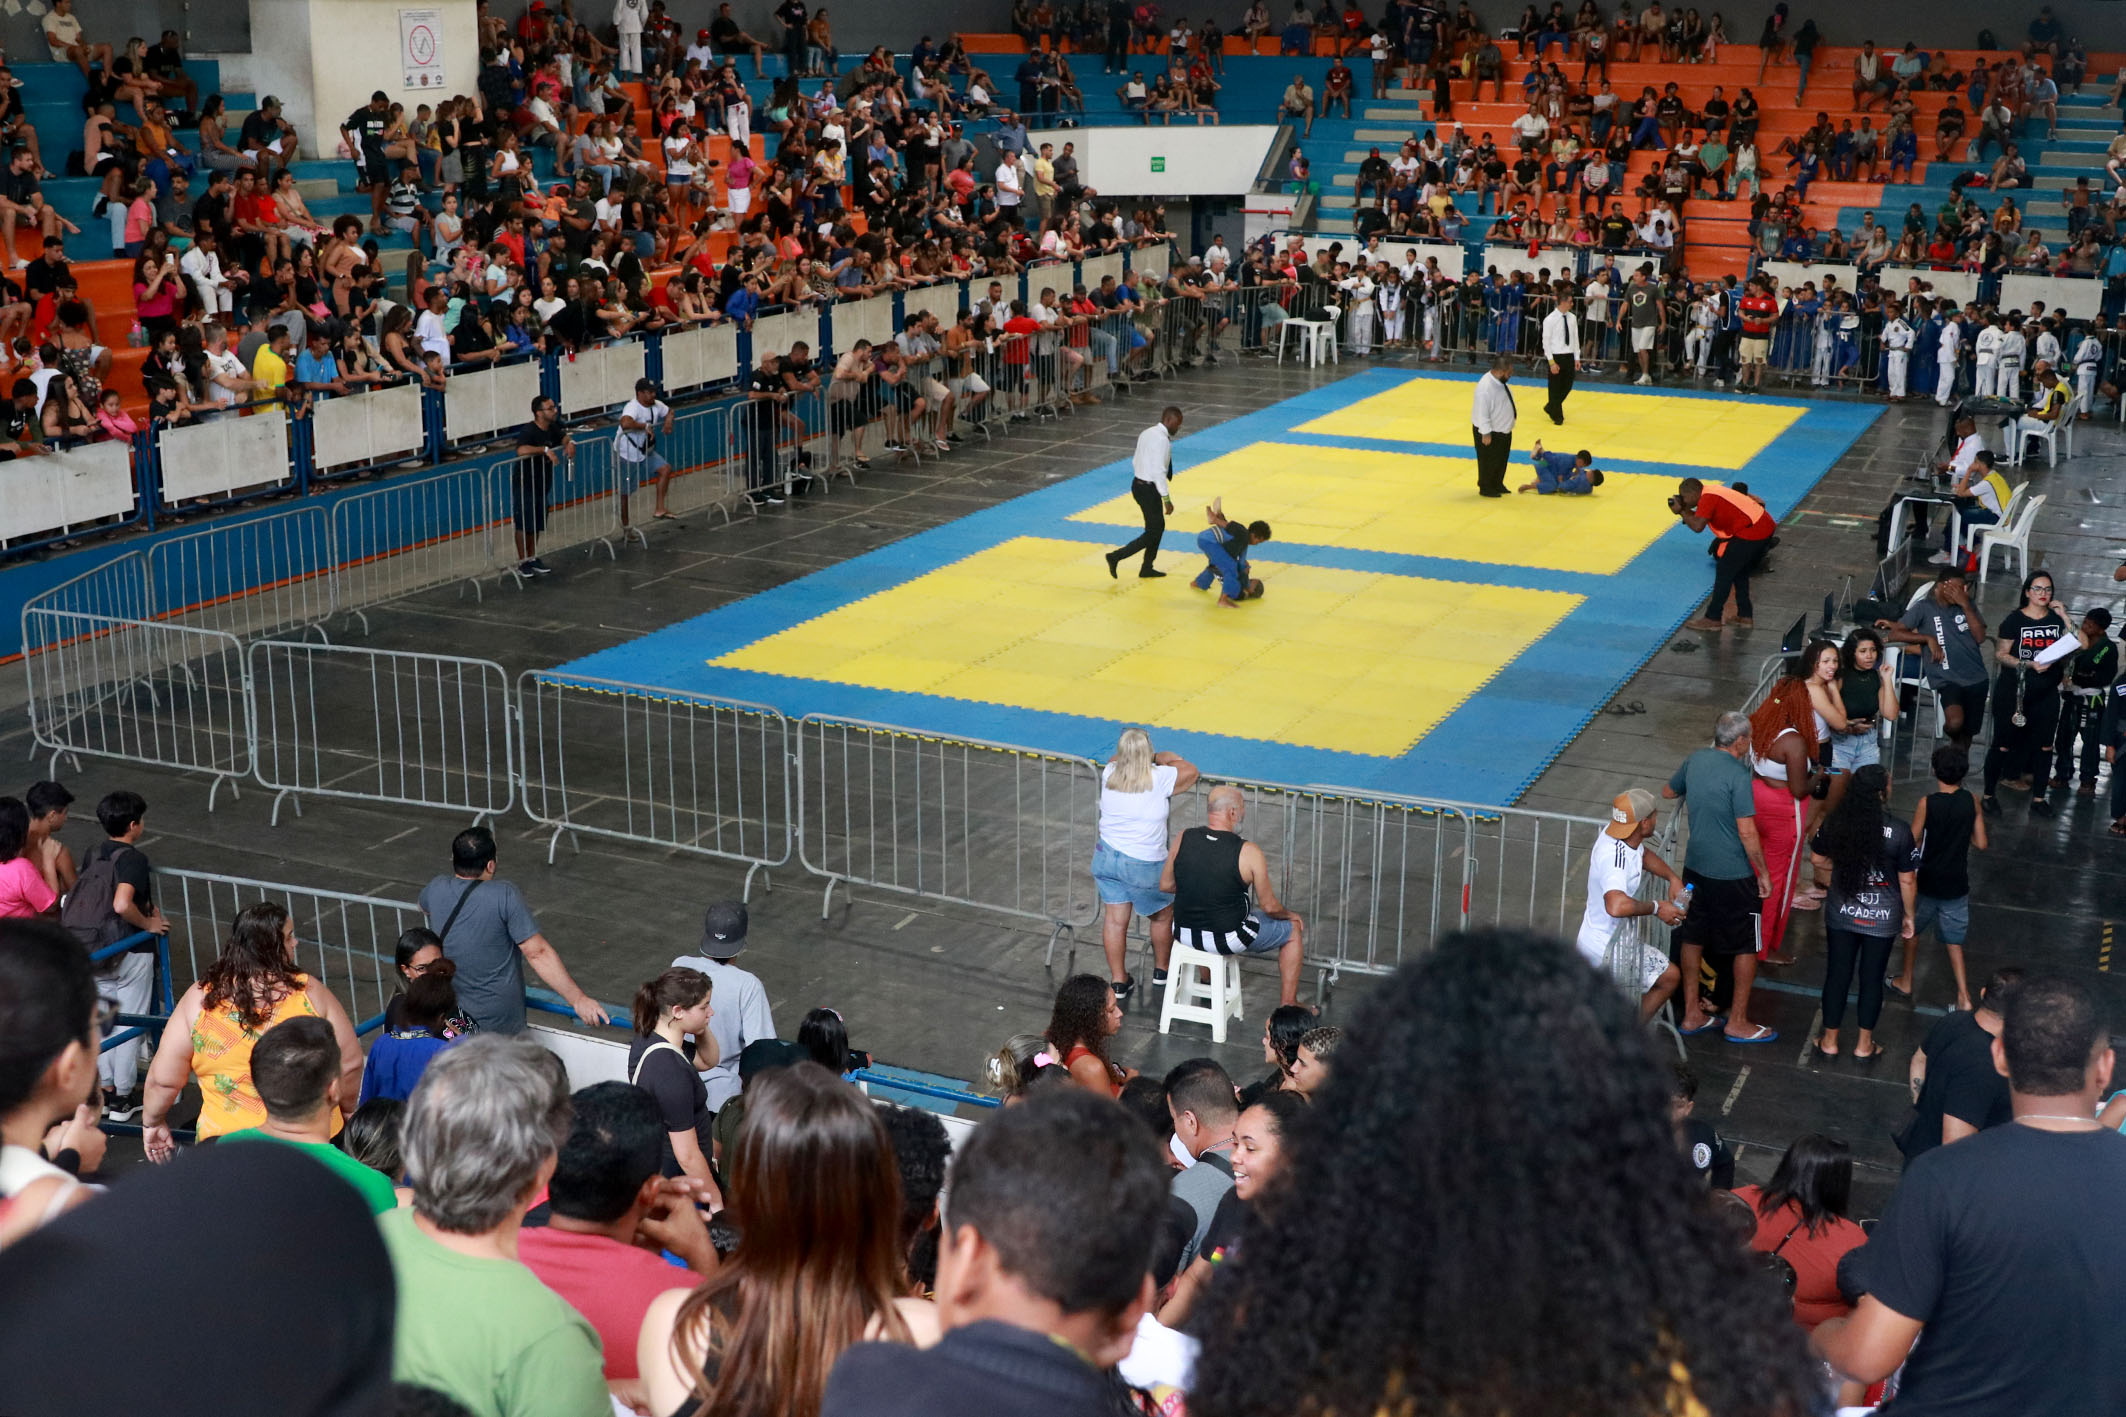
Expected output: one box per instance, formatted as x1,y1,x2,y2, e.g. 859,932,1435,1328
1995,610,2070,691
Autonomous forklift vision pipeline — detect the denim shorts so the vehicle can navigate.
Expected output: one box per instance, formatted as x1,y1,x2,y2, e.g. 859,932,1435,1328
1914,893,1969,945
1092,840,1173,915
616,451,667,494
1829,729,1880,773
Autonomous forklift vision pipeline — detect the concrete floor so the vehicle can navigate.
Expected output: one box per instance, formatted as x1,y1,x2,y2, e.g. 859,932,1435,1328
23,353,2125,1217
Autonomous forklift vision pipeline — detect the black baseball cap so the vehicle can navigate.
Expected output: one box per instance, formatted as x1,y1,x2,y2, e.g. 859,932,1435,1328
739,1038,807,1081
701,900,748,957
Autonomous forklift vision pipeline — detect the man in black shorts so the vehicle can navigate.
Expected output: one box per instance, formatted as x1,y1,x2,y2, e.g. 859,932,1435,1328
743,349,789,506
340,90,394,230
513,395,572,577
709,1,769,76
1662,709,1778,1045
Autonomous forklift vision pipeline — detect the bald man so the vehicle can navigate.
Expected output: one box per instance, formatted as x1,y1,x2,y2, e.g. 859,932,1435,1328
1159,786,1308,1008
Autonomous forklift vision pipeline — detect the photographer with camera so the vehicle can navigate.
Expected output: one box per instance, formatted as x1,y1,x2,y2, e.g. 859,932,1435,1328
615,377,675,531
1672,478,1778,632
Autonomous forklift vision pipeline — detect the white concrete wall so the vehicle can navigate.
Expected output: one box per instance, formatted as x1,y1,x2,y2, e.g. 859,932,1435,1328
1028,125,1278,200
249,0,478,159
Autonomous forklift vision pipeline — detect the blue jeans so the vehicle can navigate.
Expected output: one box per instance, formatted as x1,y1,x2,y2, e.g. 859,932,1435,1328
1191,528,1244,597
1795,51,1812,101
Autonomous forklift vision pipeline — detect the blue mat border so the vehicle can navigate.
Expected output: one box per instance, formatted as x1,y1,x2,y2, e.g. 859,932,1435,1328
558,369,1882,802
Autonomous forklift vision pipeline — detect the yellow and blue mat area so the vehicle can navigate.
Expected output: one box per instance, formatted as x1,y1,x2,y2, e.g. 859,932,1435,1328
559,370,1880,801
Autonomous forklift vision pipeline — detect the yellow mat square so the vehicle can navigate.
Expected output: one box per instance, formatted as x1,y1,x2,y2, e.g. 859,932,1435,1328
1297,378,1803,470
713,537,1581,757
1067,442,1677,575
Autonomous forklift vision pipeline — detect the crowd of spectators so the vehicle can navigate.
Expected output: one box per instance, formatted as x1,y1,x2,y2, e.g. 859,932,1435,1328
8,870,2125,1415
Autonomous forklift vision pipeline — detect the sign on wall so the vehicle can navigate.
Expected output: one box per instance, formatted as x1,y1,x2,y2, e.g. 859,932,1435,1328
400,8,444,88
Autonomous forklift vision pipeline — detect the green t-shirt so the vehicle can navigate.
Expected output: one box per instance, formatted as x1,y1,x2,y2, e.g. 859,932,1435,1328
378,1208,610,1417
221,1129,399,1216
1666,746,1758,881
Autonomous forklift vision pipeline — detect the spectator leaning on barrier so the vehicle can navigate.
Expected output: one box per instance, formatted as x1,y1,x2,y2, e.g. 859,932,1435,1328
418,826,609,1035
669,899,778,1123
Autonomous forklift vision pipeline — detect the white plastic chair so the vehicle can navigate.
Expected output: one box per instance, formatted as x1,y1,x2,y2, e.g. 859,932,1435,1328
1158,942,1245,1043
1275,315,1330,366
1952,481,2024,563
2011,395,2075,468
1976,493,2045,586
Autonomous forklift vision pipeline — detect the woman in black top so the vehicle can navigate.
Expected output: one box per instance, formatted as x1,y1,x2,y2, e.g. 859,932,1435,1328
627,966,723,1201
381,926,478,1037
1808,765,1919,1060
1983,570,2072,817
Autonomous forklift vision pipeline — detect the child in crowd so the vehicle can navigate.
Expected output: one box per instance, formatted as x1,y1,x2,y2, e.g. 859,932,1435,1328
1889,744,1984,1013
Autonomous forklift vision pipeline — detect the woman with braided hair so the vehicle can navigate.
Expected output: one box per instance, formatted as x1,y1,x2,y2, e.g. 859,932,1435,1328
1190,930,1822,1417
1747,643,1829,967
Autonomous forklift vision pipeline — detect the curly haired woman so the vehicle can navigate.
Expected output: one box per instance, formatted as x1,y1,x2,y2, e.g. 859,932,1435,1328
1191,931,1822,1417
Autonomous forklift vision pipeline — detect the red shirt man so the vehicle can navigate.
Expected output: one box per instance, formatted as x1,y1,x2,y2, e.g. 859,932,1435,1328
1738,289,1777,337
1325,62,1353,93
514,1087,716,1385
1691,482,1777,541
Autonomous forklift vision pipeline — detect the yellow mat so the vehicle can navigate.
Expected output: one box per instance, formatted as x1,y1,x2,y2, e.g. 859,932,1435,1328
1298,379,1803,470
1069,441,1676,575
713,536,1582,757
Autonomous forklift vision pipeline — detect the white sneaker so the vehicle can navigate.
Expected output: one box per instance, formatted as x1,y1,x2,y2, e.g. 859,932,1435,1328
1712,378,1725,389
1635,374,1652,385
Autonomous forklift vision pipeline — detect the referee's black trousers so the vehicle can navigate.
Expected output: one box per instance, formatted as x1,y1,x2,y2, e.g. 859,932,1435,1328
1473,427,1512,494
1545,353,1576,419
1112,478,1166,569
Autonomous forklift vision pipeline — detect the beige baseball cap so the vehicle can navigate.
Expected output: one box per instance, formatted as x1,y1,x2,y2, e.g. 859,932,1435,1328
1604,787,1657,840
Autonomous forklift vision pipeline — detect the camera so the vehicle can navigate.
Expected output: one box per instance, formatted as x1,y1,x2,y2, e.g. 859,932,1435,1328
1666,494,1687,515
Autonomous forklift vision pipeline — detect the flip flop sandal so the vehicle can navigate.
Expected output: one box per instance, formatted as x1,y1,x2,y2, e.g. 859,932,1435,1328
1724,1024,1781,1045
1883,977,1913,1001
1679,1015,1728,1036
653,510,680,520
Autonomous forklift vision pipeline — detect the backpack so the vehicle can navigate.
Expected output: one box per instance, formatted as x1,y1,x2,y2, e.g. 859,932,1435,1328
60,844,137,957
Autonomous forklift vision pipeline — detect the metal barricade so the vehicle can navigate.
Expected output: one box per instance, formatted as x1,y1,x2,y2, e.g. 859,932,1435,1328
987,333,1039,429
20,551,152,629
794,715,1102,951
147,504,338,643
248,639,515,827
21,608,251,807
517,671,794,896
1151,773,1616,999
490,447,619,585
328,461,501,630
660,400,743,522
154,867,420,1027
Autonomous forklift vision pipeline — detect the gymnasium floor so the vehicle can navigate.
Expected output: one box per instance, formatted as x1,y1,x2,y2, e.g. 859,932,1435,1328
556,369,1883,801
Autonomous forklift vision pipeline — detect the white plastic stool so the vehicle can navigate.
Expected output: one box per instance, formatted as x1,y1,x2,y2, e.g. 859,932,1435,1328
1277,317,1337,368
1158,943,1244,1043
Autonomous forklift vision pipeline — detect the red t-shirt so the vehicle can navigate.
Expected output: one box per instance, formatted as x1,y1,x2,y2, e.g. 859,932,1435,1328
1001,314,1042,364
1734,1186,1866,1330
514,1226,691,1380
1738,292,1777,336
1695,486,1777,540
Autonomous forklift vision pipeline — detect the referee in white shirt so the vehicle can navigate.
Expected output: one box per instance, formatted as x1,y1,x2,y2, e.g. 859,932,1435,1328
1107,405,1183,578
1542,286,1580,424
1471,356,1516,498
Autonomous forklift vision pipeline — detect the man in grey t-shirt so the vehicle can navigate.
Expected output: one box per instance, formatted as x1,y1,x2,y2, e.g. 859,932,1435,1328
1662,711,1776,1046
1164,1058,1238,1266
1880,566,1989,746
669,899,777,1114
417,827,611,1034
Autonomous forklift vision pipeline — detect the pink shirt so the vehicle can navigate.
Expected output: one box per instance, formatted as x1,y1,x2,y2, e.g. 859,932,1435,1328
124,197,154,245
515,1225,690,1380
0,856,57,919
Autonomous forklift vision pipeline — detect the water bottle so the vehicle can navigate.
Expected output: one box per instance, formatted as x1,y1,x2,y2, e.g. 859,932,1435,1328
1673,884,1694,920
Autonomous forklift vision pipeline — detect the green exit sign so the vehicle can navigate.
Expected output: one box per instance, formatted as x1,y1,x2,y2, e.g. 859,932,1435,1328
1150,156,1165,172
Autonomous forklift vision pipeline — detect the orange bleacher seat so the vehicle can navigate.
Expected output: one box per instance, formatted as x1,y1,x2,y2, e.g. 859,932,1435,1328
104,346,151,419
